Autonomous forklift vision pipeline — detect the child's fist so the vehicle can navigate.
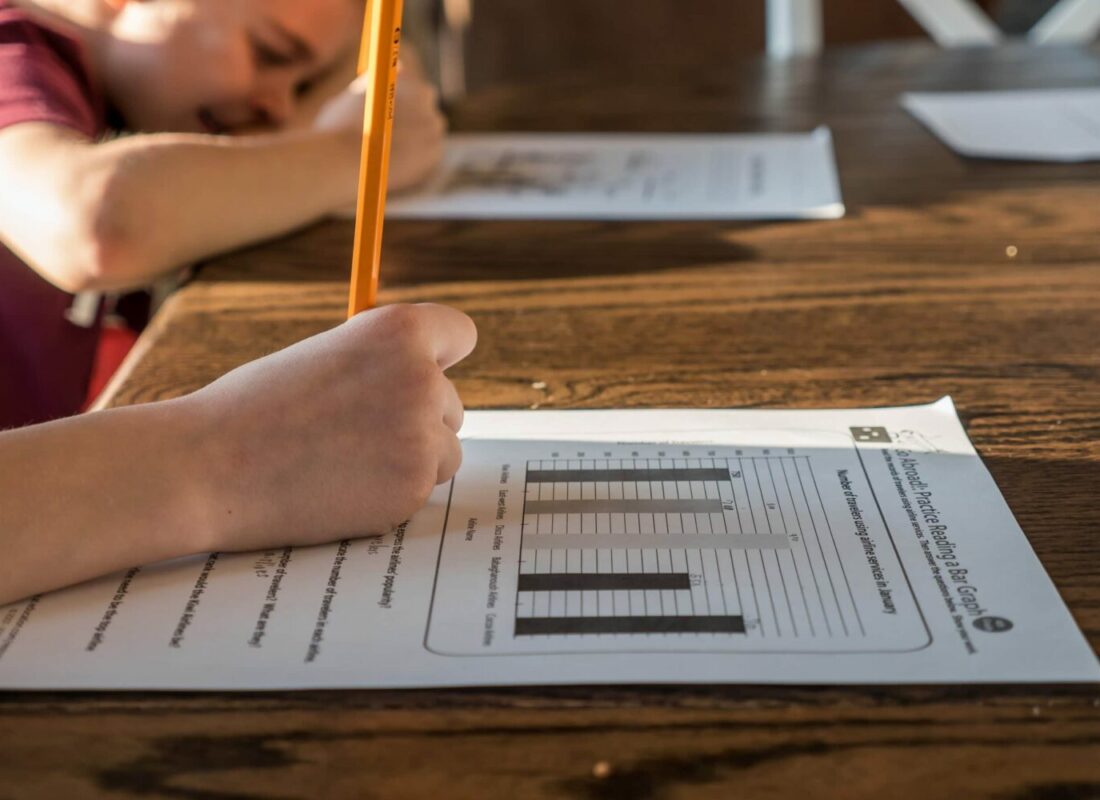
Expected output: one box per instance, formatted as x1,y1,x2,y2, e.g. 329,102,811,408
184,303,476,553
314,54,446,195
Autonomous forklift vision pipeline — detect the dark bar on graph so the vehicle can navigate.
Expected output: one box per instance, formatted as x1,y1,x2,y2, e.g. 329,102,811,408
526,468,730,484
525,499,722,515
515,615,745,636
517,573,691,592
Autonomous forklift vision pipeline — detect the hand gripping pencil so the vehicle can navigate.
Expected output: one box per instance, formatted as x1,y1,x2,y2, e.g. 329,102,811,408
348,0,405,316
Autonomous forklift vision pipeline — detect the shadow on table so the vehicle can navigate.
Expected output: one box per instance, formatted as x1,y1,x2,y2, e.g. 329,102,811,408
197,217,767,286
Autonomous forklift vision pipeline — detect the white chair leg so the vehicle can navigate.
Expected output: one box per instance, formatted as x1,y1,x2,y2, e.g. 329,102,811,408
439,0,471,102
897,0,1003,46
766,0,823,58
1029,0,1100,44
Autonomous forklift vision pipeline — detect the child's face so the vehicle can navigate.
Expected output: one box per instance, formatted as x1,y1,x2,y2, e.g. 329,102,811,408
102,0,360,133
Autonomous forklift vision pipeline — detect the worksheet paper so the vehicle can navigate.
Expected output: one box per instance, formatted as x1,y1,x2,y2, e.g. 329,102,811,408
1,398,1096,689
902,89,1100,161
384,128,845,220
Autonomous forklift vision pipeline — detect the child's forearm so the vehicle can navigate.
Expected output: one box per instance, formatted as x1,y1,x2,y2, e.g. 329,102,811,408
0,400,215,605
76,129,359,290
0,304,476,607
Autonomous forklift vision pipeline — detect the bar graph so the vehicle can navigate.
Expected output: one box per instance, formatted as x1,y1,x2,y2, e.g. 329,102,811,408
424,438,928,656
514,453,844,644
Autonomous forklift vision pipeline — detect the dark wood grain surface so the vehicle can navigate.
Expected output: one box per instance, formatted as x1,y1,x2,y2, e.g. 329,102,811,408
4,42,1099,799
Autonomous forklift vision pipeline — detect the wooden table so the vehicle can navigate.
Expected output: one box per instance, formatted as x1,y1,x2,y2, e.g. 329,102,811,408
5,42,1100,799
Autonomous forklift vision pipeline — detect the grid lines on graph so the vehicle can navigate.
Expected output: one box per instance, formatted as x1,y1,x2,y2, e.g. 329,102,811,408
514,454,864,640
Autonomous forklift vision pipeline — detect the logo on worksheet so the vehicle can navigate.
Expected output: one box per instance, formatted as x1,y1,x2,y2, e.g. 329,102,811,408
850,426,891,443
972,616,1013,633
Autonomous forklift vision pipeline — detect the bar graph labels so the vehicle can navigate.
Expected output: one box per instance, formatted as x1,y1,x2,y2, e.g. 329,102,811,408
425,436,930,656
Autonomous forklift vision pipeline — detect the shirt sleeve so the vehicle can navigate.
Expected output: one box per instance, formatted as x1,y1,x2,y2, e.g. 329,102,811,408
0,15,99,137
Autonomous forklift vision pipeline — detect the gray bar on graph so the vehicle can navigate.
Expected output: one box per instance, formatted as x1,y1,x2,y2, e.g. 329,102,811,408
525,499,722,515
526,468,731,484
522,534,790,551
517,573,691,592
514,615,746,636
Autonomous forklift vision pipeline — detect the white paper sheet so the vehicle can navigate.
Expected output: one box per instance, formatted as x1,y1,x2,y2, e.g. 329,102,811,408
382,128,845,220
902,89,1100,161
1,398,1095,689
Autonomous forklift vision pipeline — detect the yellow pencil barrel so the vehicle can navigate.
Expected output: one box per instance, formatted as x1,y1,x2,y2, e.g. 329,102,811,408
348,0,405,316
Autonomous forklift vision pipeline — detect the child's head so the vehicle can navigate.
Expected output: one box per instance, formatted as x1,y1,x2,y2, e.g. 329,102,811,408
96,0,361,133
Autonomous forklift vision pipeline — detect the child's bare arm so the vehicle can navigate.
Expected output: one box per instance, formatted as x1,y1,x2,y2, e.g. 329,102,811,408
0,303,476,606
0,121,358,293
0,61,444,294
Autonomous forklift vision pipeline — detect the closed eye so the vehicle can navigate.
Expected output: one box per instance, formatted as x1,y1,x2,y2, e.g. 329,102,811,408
250,36,295,68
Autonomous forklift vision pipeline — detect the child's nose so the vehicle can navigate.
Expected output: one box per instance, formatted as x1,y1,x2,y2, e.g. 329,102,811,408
250,80,295,128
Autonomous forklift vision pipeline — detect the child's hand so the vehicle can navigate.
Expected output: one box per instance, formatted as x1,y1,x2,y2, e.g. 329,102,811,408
183,303,476,553
314,54,447,196
390,54,448,192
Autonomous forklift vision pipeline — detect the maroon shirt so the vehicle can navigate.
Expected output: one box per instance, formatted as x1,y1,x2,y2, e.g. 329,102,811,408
0,1,107,428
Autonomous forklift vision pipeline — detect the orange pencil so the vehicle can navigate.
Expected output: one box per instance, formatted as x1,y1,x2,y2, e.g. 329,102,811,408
348,0,405,316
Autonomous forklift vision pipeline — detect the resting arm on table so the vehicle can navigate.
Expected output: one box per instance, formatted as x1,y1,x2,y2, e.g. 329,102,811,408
0,304,476,606
0,62,444,294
